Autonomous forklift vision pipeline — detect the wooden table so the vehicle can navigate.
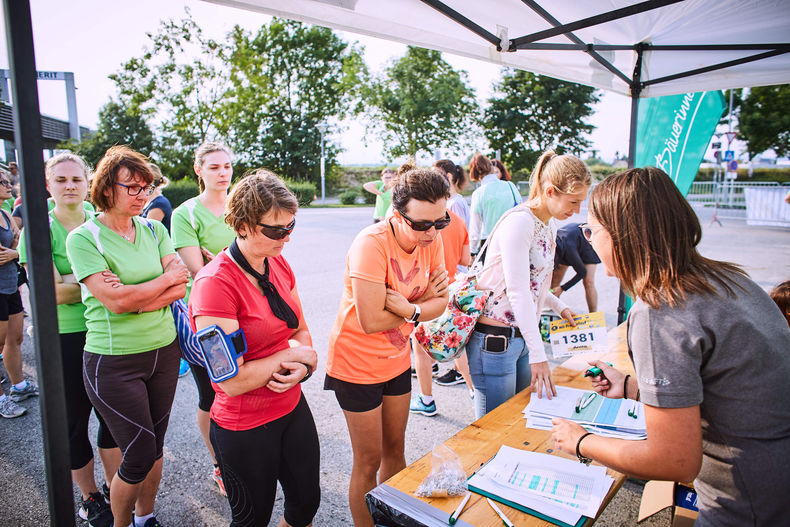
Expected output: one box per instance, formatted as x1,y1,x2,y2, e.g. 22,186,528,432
368,324,634,526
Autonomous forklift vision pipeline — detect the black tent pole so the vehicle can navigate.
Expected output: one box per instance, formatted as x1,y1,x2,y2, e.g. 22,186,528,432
2,1,75,525
618,45,645,325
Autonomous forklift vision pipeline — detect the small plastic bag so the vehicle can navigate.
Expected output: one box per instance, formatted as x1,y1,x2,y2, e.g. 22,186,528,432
415,444,467,498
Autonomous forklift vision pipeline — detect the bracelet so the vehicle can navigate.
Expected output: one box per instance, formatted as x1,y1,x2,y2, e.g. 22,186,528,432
576,432,594,465
404,304,421,323
624,374,631,400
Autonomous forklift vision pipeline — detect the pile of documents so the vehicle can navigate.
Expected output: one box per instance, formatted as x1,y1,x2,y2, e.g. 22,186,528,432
468,445,614,527
524,386,647,440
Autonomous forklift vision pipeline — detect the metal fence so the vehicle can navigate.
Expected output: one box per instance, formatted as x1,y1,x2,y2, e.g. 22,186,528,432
687,181,790,224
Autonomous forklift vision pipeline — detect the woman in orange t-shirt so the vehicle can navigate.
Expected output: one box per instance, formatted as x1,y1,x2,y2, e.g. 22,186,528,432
325,163,450,527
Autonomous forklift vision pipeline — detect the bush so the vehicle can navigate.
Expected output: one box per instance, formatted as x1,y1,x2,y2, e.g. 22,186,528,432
695,167,790,183
162,178,199,209
339,189,359,205
283,178,316,207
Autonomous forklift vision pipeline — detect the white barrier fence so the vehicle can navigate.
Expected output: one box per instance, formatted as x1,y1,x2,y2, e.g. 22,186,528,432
687,181,790,224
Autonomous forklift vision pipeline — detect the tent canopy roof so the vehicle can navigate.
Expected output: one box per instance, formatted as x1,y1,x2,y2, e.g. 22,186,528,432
205,0,790,98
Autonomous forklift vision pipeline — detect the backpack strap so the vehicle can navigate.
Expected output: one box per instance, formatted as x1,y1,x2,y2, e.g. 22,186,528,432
137,217,158,243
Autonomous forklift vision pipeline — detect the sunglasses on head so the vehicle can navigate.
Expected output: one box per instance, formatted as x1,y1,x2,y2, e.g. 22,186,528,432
257,218,295,240
398,210,451,231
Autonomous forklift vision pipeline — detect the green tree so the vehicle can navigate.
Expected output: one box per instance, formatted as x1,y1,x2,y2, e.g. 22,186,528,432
366,46,478,158
483,69,599,172
109,8,232,178
221,19,367,182
737,84,790,158
62,100,155,167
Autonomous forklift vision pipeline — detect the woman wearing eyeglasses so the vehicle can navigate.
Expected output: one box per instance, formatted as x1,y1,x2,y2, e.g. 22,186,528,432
325,162,450,527
467,151,591,418
66,146,189,527
189,170,319,527
551,167,790,527
170,141,236,495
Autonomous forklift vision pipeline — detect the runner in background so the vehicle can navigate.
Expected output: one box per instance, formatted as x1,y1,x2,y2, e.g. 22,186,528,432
551,222,601,312
20,152,120,526
363,168,395,223
170,141,236,496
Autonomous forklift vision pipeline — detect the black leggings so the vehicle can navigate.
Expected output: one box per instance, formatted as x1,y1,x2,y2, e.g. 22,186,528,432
83,339,180,484
189,362,215,412
60,331,116,470
210,394,321,527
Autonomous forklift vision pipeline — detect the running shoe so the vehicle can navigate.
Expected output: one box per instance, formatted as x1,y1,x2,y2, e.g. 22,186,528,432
409,395,437,417
101,482,110,503
141,517,163,527
178,359,190,377
434,369,465,386
410,363,439,377
9,379,38,402
0,396,25,418
78,492,113,527
212,466,227,496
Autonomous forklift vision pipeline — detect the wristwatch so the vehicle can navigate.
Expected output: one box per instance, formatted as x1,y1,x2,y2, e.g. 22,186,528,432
576,432,593,465
299,363,313,383
405,304,421,323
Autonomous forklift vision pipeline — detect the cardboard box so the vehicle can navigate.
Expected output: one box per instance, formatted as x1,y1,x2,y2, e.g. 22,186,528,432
638,480,699,526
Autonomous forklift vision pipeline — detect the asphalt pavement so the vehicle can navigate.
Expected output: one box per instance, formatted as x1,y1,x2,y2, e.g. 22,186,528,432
1,204,788,526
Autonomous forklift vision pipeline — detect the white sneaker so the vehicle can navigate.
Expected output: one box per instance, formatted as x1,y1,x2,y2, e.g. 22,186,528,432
0,396,26,418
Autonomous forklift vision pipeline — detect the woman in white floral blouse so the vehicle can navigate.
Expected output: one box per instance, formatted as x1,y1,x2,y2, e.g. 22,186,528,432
467,150,592,418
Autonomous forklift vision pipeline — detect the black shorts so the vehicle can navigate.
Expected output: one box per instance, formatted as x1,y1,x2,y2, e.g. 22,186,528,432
324,368,411,413
0,290,23,321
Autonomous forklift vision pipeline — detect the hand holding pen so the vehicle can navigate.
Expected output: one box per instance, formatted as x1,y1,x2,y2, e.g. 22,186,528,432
585,360,627,399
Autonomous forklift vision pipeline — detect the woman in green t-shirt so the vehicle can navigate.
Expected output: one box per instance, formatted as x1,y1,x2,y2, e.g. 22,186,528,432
66,146,189,527
170,141,236,496
21,152,121,525
363,168,394,222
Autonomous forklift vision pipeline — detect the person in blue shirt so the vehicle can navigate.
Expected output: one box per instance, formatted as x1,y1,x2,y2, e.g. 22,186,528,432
141,164,172,233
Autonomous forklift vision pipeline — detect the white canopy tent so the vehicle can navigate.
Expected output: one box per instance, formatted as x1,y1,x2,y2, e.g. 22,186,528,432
204,0,790,98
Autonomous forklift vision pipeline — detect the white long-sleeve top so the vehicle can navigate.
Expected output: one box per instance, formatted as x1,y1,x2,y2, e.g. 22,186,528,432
476,206,567,364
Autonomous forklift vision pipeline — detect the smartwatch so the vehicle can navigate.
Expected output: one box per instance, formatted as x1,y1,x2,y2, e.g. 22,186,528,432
405,304,421,323
195,325,247,383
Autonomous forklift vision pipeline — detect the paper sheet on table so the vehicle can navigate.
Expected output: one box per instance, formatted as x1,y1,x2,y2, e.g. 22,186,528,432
468,445,614,520
525,386,646,432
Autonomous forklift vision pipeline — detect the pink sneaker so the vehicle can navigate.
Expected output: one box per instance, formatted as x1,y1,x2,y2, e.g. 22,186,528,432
212,466,227,496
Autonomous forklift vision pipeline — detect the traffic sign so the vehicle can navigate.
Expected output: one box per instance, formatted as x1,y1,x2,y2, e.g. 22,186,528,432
729,160,738,171
724,150,735,162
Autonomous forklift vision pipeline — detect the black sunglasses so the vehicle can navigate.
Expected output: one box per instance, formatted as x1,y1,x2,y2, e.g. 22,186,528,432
257,218,295,240
398,210,451,231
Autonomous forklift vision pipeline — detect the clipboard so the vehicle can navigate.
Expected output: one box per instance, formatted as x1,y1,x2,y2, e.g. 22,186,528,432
467,456,589,527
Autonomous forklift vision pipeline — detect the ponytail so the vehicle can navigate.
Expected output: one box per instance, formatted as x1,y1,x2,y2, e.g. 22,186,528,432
527,149,592,205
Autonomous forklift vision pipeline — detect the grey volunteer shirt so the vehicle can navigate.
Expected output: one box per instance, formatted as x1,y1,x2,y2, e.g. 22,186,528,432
627,271,790,527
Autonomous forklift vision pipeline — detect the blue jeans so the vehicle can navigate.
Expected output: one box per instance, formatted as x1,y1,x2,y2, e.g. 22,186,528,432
466,330,531,419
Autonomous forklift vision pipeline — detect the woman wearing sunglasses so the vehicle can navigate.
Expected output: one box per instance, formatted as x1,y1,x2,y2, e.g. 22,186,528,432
66,146,189,527
189,170,319,527
170,141,237,495
551,167,790,526
468,150,591,418
325,162,450,527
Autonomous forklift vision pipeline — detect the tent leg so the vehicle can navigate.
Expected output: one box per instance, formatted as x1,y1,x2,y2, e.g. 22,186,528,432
3,1,75,525
618,47,644,325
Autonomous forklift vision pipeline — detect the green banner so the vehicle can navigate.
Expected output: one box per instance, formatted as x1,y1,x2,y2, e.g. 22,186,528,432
635,91,726,196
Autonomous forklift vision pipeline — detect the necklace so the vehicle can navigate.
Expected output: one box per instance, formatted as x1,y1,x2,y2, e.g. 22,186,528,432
119,223,135,241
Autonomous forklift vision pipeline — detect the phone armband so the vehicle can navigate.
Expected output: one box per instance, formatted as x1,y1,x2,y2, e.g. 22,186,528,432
195,325,247,383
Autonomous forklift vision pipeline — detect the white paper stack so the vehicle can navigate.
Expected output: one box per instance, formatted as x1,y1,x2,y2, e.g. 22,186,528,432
468,445,614,525
524,386,647,440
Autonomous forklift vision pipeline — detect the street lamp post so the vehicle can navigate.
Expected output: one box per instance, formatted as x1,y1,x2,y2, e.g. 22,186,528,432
317,123,329,205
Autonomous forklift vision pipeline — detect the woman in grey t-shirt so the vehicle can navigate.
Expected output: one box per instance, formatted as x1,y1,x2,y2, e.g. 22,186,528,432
551,167,790,526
